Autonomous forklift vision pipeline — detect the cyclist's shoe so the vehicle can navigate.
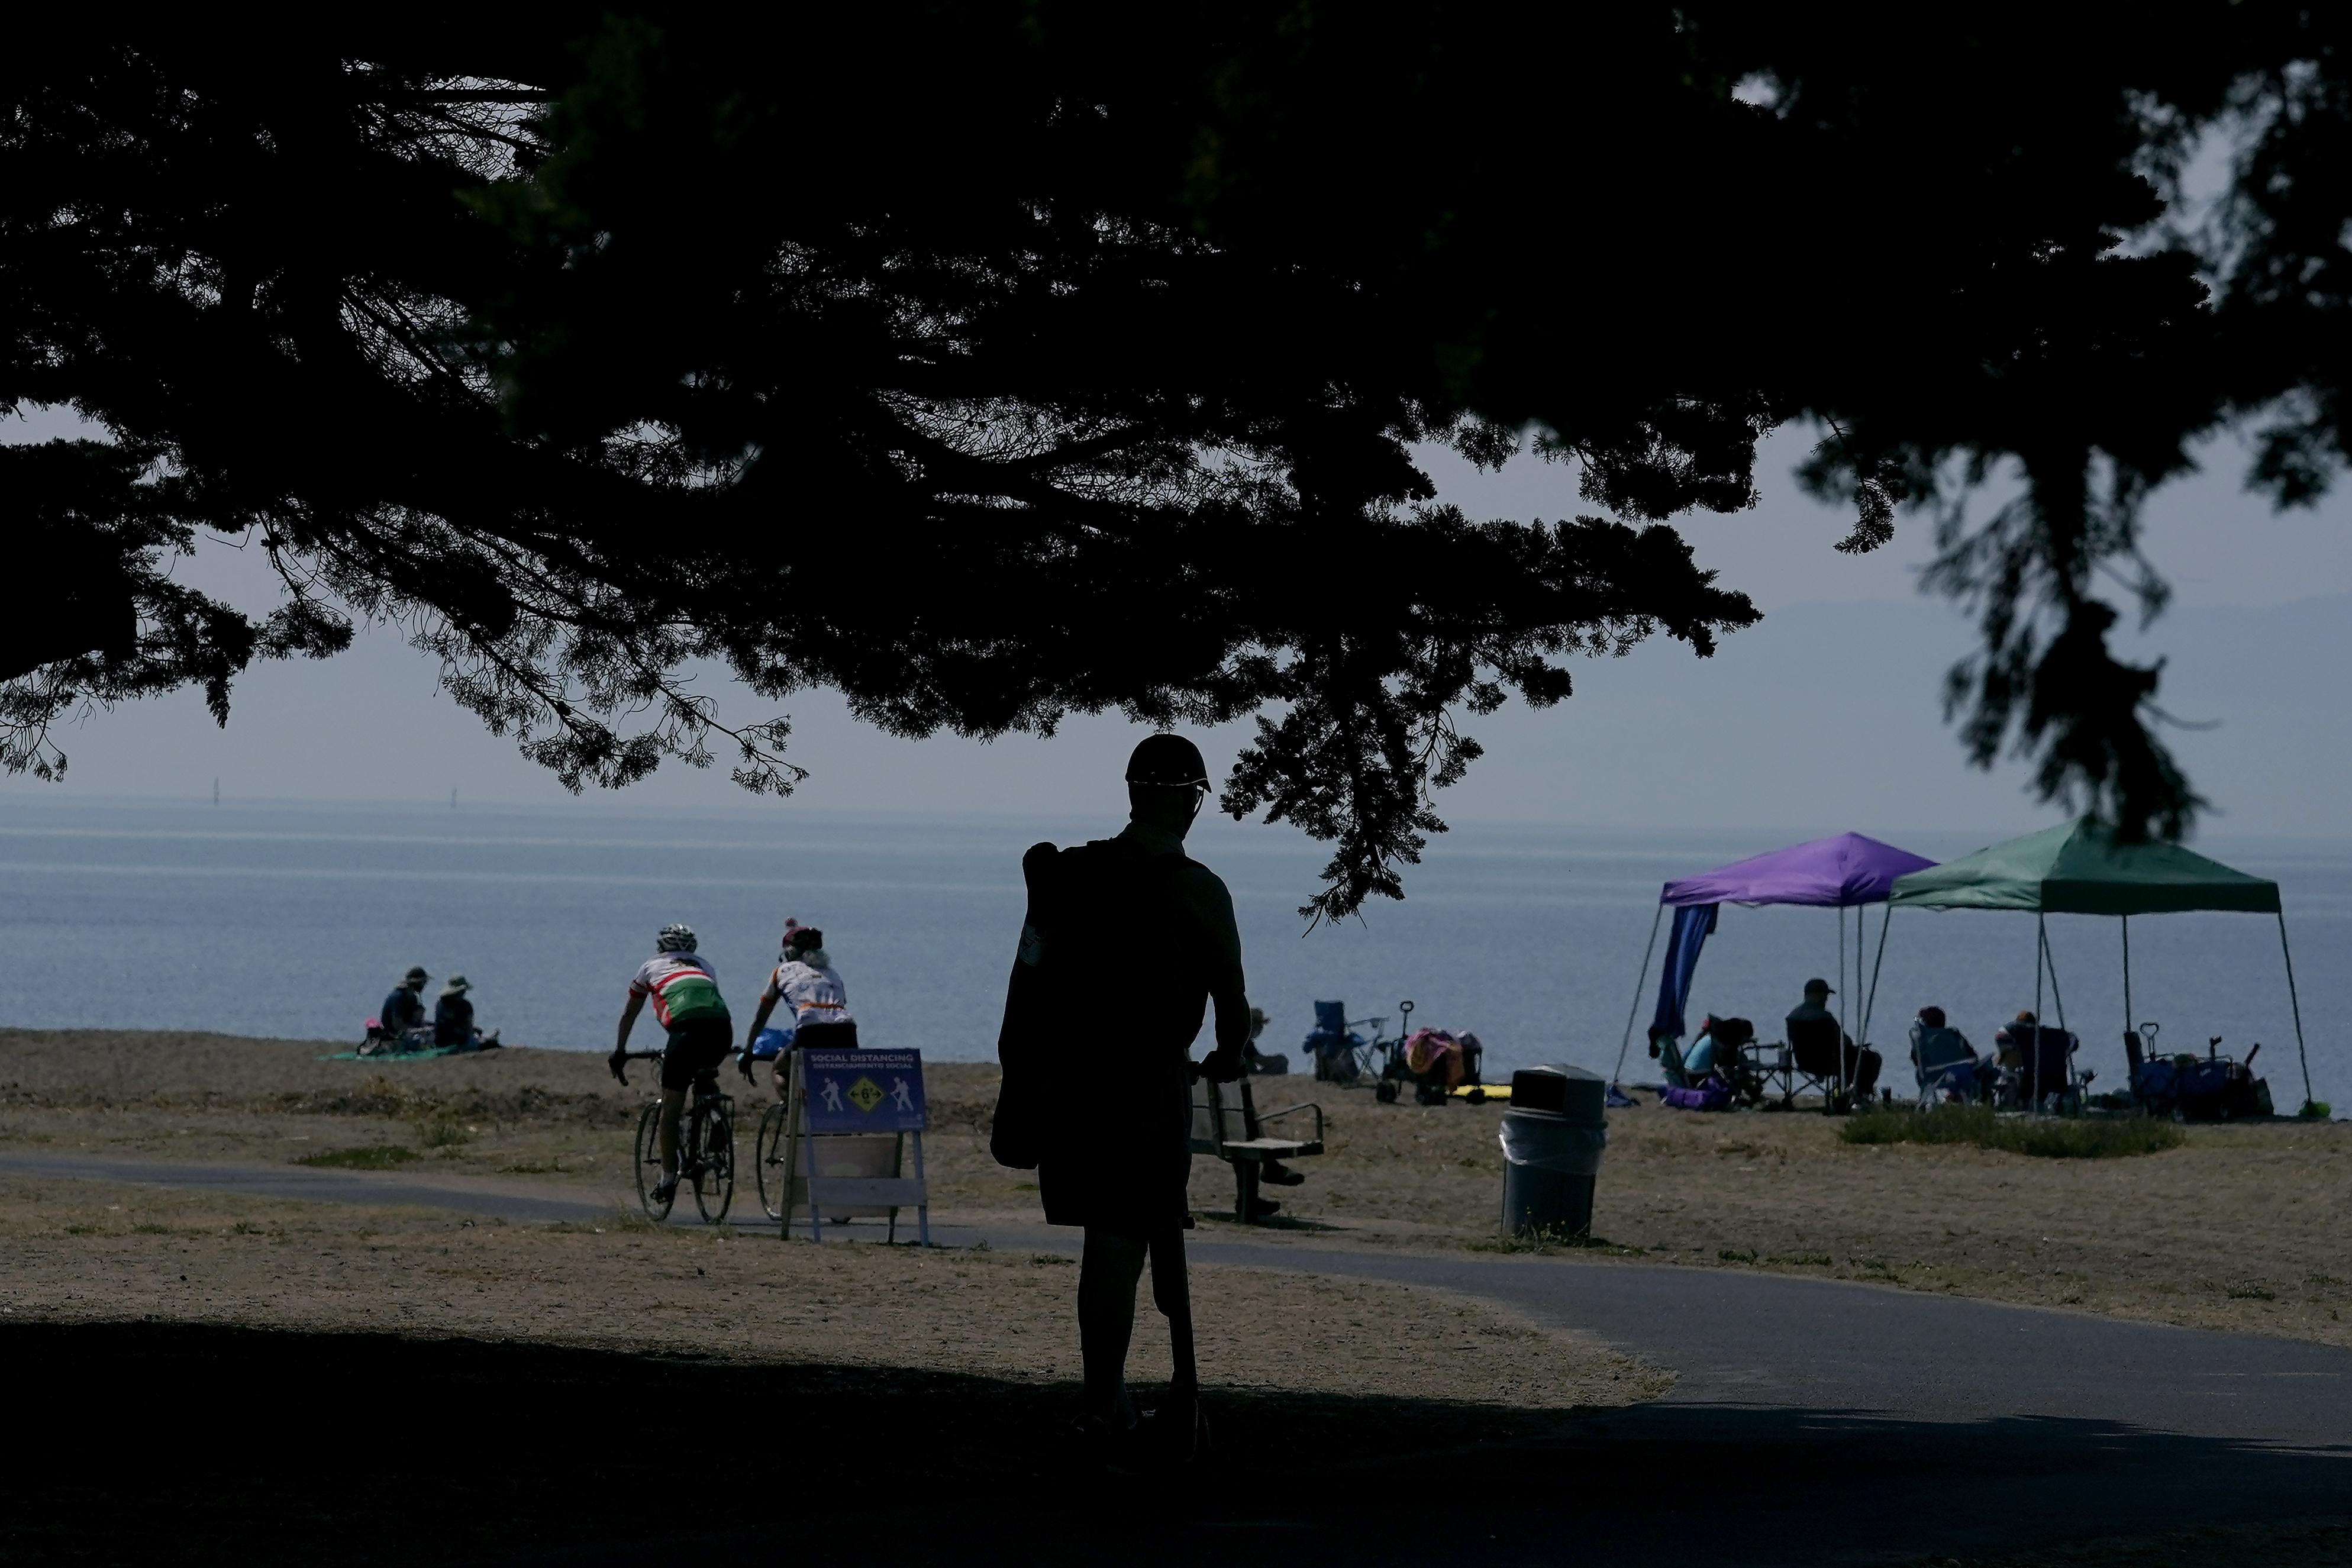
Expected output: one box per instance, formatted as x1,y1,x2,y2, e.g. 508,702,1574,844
1258,1160,1305,1186
650,1172,680,1204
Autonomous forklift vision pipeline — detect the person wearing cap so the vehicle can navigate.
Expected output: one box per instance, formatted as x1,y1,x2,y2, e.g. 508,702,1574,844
380,966,431,1044
991,732,1250,1467
433,976,500,1052
1785,976,1882,1098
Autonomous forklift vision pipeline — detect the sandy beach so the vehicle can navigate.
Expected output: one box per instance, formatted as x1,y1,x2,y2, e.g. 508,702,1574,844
4,1028,2345,1351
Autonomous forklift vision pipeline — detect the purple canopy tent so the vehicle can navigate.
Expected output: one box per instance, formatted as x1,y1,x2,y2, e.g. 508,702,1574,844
1611,833,1940,1096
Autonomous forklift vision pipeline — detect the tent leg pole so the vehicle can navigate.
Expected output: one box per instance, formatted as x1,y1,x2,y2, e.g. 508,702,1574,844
2033,915,2046,1111
1838,908,1848,1096
2277,911,2316,1113
2043,918,2071,1105
1610,904,1665,1090
2044,921,2068,1034
2121,915,2131,1055
1860,906,1892,1053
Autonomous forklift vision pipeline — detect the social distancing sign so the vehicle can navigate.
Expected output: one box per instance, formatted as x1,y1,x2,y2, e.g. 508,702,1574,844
778,1048,930,1244
801,1048,925,1133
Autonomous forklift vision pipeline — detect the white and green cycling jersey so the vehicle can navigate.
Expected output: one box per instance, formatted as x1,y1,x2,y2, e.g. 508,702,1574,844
628,952,729,1029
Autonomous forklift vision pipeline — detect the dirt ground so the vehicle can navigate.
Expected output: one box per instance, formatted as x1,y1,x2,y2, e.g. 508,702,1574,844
4,1028,2348,1348
0,1171,1660,1411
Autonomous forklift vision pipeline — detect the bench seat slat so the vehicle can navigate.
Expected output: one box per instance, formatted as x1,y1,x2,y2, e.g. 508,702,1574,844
1219,1138,1320,1158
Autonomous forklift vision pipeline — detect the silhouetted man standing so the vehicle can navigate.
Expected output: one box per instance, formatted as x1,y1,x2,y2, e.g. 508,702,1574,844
992,734,1248,1469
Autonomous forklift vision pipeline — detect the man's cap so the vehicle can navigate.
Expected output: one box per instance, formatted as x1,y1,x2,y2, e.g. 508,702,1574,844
1126,733,1209,788
441,976,471,995
1803,977,1834,995
404,966,430,984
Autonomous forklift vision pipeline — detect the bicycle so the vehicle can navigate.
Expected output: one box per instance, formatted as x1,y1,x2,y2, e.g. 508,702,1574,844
620,1050,735,1223
754,1096,793,1220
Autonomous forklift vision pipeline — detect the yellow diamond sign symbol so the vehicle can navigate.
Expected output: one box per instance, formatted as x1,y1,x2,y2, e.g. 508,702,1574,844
846,1075,885,1114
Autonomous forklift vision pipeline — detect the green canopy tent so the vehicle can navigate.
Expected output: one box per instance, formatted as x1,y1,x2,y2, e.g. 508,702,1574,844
1883,818,2314,1113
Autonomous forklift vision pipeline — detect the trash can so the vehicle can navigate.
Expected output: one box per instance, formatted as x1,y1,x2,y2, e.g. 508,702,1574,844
1499,1066,1608,1240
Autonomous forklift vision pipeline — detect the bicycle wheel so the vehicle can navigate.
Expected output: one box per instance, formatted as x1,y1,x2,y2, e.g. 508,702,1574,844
634,1101,674,1221
692,1095,734,1224
755,1100,791,1220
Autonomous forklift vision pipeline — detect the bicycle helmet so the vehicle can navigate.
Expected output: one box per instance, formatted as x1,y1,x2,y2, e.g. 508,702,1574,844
656,922,698,953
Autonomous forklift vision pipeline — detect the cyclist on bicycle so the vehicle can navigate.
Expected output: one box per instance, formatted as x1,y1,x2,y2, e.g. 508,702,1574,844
610,922,733,1204
740,921,856,1095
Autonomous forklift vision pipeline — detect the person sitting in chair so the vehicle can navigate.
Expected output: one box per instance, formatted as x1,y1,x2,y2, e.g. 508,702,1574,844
1908,1006,1979,1102
1686,1014,1760,1103
1990,1011,2076,1109
1235,1009,1302,1187
1786,977,1881,1097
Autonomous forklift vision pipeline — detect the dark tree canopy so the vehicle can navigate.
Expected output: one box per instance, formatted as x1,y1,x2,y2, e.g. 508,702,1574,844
7,9,2351,918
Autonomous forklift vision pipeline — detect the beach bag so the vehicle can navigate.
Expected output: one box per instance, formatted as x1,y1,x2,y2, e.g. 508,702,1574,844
1660,1075,1733,1112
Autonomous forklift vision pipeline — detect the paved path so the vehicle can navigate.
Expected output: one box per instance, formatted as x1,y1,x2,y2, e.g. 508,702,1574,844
11,1149,2350,1564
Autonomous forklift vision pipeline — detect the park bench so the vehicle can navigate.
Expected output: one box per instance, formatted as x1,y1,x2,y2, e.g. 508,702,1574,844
1189,1078,1325,1224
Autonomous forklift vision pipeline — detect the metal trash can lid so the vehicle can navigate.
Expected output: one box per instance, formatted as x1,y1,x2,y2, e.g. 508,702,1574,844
1510,1065,1605,1124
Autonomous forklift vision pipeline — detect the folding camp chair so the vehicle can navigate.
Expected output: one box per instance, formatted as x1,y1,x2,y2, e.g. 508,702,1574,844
1646,1034,1685,1089
1743,1017,1880,1110
1996,1025,2086,1114
1729,1019,1814,1108
1908,1022,1982,1107
1302,999,1396,1085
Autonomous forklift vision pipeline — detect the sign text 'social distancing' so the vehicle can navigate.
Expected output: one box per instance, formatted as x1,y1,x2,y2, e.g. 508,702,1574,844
800,1048,927,1134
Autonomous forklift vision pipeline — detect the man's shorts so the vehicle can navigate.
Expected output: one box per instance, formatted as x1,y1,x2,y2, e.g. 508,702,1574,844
662,1015,734,1091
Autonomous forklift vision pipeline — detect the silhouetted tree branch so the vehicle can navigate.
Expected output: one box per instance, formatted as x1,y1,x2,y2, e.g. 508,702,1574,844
9,10,2352,912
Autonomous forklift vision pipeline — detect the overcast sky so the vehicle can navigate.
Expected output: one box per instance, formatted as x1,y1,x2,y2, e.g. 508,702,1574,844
7,401,2348,840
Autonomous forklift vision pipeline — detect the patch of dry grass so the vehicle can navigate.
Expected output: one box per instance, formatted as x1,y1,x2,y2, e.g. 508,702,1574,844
4,1031,2347,1351
0,1175,1667,1409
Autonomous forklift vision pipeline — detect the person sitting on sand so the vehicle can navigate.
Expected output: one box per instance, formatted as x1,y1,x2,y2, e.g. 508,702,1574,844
741,921,857,1096
433,976,501,1052
380,967,432,1048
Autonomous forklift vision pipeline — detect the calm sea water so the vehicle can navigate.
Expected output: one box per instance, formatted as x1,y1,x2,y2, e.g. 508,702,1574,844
1,797,2343,1112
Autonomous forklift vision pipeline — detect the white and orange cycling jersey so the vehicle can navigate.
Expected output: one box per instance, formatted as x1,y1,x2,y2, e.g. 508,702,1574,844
762,957,853,1028
629,951,728,1030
